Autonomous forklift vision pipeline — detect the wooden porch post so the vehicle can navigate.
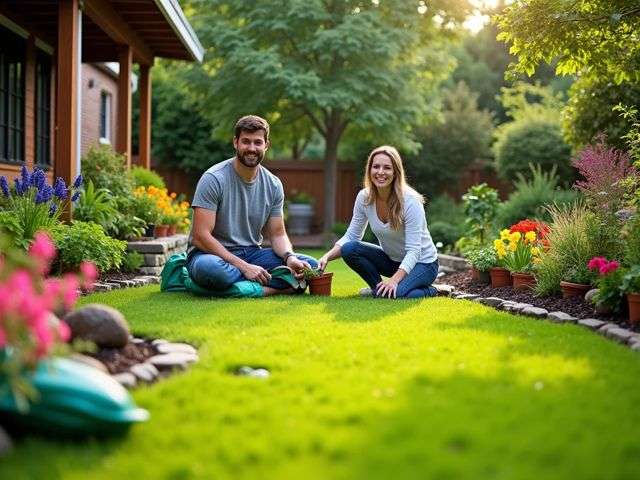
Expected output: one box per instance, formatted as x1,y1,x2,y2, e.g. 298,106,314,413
55,0,79,218
116,45,132,167
138,63,152,169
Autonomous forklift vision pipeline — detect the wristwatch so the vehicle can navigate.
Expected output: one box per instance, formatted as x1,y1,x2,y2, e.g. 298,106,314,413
282,251,295,264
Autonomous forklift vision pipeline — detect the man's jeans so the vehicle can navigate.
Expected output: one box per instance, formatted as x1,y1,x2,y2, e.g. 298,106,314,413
186,247,318,291
341,240,439,299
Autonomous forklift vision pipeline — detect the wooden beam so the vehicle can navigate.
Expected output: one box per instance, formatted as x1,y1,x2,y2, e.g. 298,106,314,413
83,0,154,65
138,63,152,169
116,45,132,166
54,0,79,221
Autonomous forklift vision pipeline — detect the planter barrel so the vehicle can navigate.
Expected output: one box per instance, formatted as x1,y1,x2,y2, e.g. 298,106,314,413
512,272,536,291
489,267,511,288
308,272,333,296
559,280,591,299
287,203,314,235
628,292,640,325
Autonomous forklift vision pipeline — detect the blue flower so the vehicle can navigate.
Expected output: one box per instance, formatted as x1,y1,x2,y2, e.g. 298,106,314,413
20,165,31,188
72,174,83,189
35,185,53,204
31,168,46,189
0,176,9,197
53,177,68,200
71,191,81,202
14,178,25,196
49,203,58,217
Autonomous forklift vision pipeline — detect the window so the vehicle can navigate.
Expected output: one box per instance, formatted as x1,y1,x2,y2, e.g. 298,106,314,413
35,51,51,166
99,91,111,143
0,25,26,164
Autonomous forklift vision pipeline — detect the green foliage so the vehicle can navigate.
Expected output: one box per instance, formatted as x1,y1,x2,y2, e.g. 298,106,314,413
120,251,144,273
623,215,640,266
51,221,126,273
0,211,24,248
621,265,640,294
81,145,133,197
73,180,119,231
465,246,497,272
129,166,166,189
405,82,494,196
461,183,500,245
495,165,578,228
288,191,314,205
426,195,465,248
130,192,162,225
594,267,626,313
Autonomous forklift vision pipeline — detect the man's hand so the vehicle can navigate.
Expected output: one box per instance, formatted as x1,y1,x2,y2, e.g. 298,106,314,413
376,279,398,298
241,263,272,285
286,256,311,280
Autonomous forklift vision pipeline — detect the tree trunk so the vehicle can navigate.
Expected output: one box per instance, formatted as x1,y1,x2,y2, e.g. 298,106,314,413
323,127,340,236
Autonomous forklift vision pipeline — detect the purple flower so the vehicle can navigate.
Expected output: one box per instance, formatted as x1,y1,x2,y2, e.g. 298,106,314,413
72,174,83,189
53,177,68,200
71,191,81,202
0,176,9,197
49,203,58,217
35,185,53,204
14,178,25,196
20,165,31,187
31,168,46,189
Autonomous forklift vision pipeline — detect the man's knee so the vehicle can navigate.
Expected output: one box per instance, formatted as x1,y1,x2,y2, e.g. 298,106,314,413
340,240,360,259
189,254,236,290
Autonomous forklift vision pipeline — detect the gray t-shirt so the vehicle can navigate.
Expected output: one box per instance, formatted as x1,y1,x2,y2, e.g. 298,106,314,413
188,158,284,250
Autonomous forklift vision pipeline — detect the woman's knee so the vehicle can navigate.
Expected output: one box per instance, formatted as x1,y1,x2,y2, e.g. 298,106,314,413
340,240,360,259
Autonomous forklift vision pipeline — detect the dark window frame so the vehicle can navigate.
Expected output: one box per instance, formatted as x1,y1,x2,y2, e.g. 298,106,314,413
35,49,52,168
99,90,112,143
0,25,26,165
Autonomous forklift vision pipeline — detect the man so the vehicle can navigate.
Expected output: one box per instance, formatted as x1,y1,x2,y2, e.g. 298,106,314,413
187,115,317,296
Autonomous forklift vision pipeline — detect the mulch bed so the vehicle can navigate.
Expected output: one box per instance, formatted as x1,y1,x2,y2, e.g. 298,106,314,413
99,272,141,282
441,270,639,333
86,339,156,374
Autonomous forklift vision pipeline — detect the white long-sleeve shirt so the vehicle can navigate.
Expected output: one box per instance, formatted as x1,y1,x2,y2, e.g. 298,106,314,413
336,189,438,274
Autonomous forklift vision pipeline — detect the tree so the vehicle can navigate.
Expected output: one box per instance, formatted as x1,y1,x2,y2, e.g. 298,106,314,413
185,0,470,232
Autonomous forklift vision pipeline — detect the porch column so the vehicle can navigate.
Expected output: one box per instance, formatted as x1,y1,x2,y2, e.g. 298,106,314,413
55,0,79,216
138,63,152,169
116,45,132,167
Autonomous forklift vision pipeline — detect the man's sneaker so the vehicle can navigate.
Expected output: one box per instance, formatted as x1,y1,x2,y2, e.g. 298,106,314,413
359,287,373,297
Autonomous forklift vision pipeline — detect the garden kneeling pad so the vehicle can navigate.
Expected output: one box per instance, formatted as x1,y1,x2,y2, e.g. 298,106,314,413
0,357,149,437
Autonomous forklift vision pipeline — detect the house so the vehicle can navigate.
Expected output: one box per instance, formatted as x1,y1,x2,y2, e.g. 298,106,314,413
0,0,203,197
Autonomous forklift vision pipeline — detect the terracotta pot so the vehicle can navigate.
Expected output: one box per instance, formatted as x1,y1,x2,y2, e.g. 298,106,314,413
471,267,491,285
167,224,177,236
559,280,591,298
489,267,511,288
154,224,169,238
627,292,640,325
308,272,333,296
511,272,536,291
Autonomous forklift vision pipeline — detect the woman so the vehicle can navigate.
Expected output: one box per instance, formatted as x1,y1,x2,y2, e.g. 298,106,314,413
318,146,438,298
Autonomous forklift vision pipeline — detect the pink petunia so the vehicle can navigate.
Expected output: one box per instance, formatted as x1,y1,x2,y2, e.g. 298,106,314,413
79,261,98,290
61,274,80,311
29,232,56,261
57,320,71,343
588,257,607,271
600,260,620,276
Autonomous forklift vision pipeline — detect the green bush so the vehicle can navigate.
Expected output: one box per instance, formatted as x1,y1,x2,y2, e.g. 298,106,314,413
51,221,126,273
623,215,640,266
120,251,144,273
129,166,166,189
429,221,462,249
461,183,500,245
494,165,579,228
465,245,497,272
81,145,133,197
0,211,24,248
493,117,573,184
426,195,465,248
73,180,118,231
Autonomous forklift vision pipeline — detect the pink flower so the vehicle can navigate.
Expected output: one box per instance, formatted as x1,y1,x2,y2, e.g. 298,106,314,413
600,260,620,275
29,232,56,273
588,257,607,271
57,320,71,342
79,261,98,290
61,274,80,311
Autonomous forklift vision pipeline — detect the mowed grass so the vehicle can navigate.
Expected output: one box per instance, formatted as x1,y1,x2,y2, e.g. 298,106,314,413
3,250,640,479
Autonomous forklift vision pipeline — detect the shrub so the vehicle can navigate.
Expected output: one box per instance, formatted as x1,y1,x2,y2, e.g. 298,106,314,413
465,246,497,272
494,165,579,228
493,117,573,184
461,183,500,245
120,251,144,273
81,145,133,197
588,257,626,312
73,180,119,231
51,221,126,273
429,221,463,250
129,166,166,189
623,215,640,266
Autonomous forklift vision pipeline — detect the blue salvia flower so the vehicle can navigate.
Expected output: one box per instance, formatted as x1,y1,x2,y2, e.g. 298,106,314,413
35,185,53,204
20,165,31,188
71,190,81,202
14,178,24,196
31,168,46,189
0,176,9,197
49,203,58,217
53,177,68,200
72,174,83,189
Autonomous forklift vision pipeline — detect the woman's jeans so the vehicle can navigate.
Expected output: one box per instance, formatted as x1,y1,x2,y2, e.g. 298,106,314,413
186,247,318,291
341,240,439,299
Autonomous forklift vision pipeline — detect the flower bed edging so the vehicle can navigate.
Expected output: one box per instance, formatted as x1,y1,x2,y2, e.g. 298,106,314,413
435,284,640,353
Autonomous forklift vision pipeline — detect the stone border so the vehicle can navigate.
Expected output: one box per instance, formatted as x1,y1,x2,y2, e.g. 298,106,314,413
90,275,160,293
433,284,640,353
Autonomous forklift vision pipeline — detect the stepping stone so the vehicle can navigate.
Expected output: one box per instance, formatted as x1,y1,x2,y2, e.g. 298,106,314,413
503,302,533,313
92,283,113,292
70,353,109,373
151,338,169,346
148,352,199,371
235,366,270,378
456,293,479,300
547,311,577,324
627,335,640,346
432,284,455,296
598,323,618,334
113,372,137,388
631,343,640,352
521,306,549,318
130,362,159,383
605,327,636,344
156,342,198,355
577,318,606,330
478,297,505,308
131,337,146,345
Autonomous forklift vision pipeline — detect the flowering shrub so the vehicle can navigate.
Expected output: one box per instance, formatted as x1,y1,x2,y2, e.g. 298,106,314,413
0,231,97,410
588,257,625,312
0,166,83,249
134,186,190,230
493,224,542,273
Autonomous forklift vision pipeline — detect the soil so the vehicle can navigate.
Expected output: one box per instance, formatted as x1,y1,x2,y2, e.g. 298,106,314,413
86,339,156,374
99,271,141,282
441,270,639,333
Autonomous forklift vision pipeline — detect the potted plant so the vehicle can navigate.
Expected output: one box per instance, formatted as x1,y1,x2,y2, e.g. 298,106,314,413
287,190,315,235
490,229,513,288
559,264,593,298
588,257,626,313
496,224,543,291
131,187,161,238
303,267,333,296
621,265,640,325
465,246,496,284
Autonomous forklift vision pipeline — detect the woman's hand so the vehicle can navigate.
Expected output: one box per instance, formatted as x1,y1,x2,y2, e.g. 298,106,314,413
376,279,398,298
318,255,330,272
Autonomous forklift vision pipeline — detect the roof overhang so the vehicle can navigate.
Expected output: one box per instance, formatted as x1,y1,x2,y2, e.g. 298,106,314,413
153,0,204,63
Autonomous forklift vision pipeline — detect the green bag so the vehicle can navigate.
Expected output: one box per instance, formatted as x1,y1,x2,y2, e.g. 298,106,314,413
160,252,264,298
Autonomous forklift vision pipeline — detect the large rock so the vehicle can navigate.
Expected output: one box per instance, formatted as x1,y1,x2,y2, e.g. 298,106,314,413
585,289,599,304
63,304,130,348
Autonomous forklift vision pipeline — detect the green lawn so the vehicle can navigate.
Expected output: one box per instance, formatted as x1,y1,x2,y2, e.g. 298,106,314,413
3,250,640,479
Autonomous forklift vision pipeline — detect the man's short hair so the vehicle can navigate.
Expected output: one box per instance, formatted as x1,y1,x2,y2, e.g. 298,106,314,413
234,115,270,142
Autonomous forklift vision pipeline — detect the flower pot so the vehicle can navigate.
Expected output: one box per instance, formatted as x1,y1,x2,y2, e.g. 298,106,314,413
167,224,177,236
627,292,640,325
308,272,333,296
489,267,511,288
559,280,591,298
511,272,536,291
154,224,169,238
471,267,490,285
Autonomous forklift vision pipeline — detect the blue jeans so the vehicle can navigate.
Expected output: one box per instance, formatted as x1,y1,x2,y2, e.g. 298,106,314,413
186,247,318,291
341,240,439,299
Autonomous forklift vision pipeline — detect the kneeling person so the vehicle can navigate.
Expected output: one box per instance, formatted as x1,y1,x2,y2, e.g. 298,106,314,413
187,115,317,296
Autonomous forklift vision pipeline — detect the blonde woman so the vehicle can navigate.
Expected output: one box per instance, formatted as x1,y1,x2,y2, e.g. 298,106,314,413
318,146,438,298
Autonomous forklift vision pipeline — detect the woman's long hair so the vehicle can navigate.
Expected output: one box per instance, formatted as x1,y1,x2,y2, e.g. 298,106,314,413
363,146,424,231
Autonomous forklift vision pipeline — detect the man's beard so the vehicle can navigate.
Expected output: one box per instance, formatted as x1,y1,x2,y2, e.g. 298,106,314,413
237,150,264,167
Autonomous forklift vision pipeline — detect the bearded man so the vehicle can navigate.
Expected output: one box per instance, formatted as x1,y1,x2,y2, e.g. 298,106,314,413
186,115,317,296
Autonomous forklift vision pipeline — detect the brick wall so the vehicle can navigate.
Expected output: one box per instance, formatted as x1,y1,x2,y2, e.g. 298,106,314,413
80,63,118,158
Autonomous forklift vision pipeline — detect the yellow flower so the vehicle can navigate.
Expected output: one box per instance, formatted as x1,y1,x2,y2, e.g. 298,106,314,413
500,229,511,240
509,231,521,243
531,246,540,256
508,241,517,252
525,231,537,243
